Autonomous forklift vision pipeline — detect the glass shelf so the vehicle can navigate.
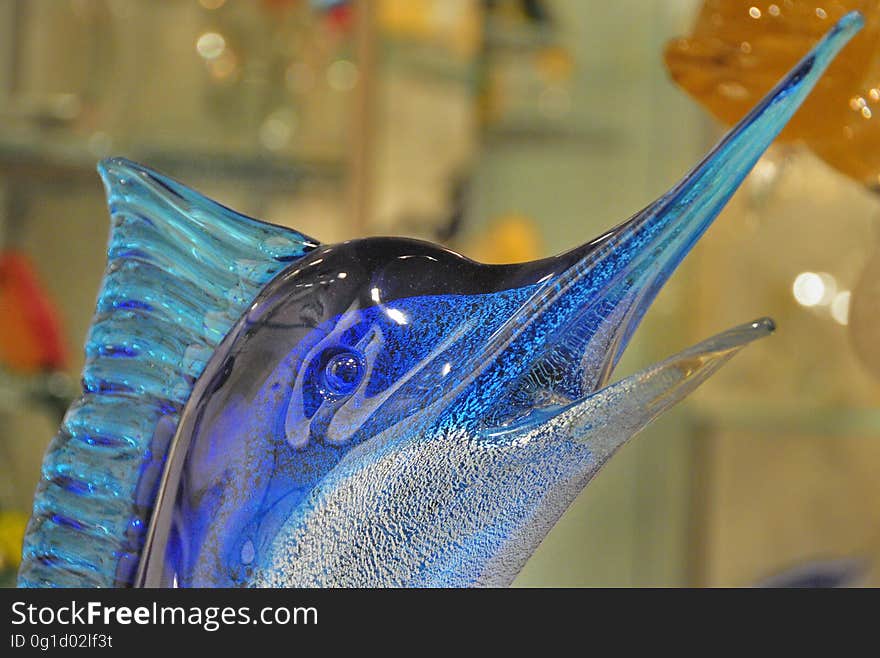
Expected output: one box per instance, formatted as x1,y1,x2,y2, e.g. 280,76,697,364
0,129,345,189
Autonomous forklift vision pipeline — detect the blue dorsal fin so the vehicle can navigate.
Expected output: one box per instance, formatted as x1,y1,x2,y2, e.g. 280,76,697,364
19,158,317,587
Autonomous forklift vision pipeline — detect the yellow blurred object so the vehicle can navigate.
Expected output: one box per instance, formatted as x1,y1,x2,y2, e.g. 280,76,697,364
379,0,481,57
665,1,880,188
0,511,28,571
535,46,575,82
466,214,544,264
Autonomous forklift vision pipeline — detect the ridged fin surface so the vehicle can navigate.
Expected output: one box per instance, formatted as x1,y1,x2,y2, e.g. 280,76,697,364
19,158,317,587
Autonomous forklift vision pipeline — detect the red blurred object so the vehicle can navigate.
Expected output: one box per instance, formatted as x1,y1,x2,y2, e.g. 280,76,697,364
326,3,352,31
0,250,67,372
259,0,351,31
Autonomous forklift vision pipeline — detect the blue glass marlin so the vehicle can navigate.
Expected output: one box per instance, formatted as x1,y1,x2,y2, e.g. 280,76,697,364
18,13,863,588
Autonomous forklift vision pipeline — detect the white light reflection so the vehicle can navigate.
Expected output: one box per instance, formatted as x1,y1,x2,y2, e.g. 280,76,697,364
259,112,295,151
196,32,226,60
327,60,358,91
386,308,408,325
792,271,837,307
792,272,823,306
831,290,851,325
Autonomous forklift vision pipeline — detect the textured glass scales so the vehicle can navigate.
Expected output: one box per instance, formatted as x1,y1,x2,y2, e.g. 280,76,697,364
18,13,863,587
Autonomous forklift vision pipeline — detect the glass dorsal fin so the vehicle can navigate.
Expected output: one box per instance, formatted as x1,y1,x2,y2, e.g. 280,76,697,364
18,158,317,587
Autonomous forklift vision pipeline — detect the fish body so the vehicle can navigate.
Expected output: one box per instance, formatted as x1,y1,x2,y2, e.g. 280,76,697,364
18,13,863,588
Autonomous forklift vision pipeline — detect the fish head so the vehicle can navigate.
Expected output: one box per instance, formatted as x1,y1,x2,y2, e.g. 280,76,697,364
178,236,561,458
153,260,774,587
142,237,588,586
239,318,774,587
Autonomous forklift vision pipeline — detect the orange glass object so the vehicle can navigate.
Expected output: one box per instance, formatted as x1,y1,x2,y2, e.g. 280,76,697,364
665,1,880,188
0,251,67,373
466,214,544,264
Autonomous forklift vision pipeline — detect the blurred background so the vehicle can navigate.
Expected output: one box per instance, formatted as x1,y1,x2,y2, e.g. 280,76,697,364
0,0,879,587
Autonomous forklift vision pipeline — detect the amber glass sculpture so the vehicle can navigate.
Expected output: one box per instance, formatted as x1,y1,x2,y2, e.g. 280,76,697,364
665,1,880,189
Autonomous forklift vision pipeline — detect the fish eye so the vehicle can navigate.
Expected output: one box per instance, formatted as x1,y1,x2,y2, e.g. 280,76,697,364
319,348,365,397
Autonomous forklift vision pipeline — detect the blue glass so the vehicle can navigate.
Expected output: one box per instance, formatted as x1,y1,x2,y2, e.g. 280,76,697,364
19,12,863,588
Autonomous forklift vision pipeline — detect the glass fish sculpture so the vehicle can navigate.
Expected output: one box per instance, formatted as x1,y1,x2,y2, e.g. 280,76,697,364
18,13,862,588
665,1,880,189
